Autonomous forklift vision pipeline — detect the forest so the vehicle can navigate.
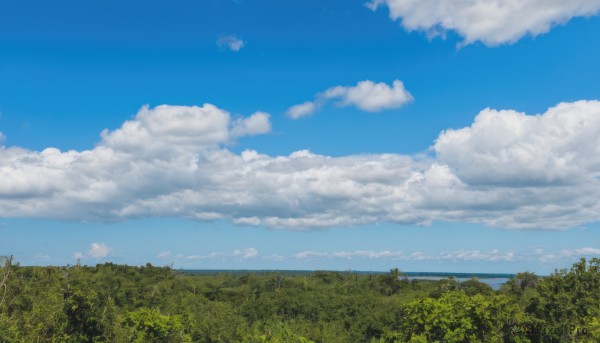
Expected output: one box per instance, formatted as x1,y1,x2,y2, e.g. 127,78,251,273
0,256,599,342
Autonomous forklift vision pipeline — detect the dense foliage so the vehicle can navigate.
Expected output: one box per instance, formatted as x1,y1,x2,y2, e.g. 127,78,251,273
0,256,599,342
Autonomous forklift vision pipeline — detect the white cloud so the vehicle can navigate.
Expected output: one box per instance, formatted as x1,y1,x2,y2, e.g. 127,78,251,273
233,248,258,259
286,101,318,119
186,248,258,261
217,35,245,51
89,242,111,258
0,132,5,147
434,101,600,186
187,252,221,260
368,0,600,46
323,80,413,112
436,249,519,262
74,242,111,260
287,80,412,119
100,104,241,153
537,247,600,263
157,250,172,259
292,246,600,263
1,101,600,230
294,250,406,260
159,247,598,264
231,111,271,138
293,248,520,262
559,247,600,257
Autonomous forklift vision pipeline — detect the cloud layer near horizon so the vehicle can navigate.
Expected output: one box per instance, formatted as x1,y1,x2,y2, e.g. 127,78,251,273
368,0,600,46
152,246,600,265
1,100,600,230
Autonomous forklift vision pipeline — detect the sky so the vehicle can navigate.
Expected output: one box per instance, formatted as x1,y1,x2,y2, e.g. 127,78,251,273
1,0,600,274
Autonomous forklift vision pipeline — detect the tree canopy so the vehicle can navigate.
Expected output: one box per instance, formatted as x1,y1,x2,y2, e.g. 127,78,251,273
0,257,598,342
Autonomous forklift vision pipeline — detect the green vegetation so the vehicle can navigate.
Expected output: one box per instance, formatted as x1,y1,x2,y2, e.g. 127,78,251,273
1,256,599,342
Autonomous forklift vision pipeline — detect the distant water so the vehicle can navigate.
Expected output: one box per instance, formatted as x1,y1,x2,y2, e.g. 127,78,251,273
180,269,513,291
406,276,510,290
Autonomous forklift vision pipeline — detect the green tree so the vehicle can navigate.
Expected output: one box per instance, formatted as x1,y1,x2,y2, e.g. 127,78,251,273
378,268,407,296
460,277,493,296
121,307,191,343
401,291,522,342
524,258,600,342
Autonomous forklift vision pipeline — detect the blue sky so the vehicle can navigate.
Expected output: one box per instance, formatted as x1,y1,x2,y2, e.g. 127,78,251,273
1,0,600,274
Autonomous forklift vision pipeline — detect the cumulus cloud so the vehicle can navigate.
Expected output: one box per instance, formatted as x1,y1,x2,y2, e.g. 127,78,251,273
287,80,412,119
89,242,111,258
74,242,111,260
1,101,600,230
217,35,245,51
323,80,413,112
100,104,234,153
367,0,600,46
230,111,271,138
434,101,600,186
286,101,318,119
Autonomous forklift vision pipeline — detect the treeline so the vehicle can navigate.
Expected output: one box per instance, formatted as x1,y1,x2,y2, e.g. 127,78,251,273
0,256,599,342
